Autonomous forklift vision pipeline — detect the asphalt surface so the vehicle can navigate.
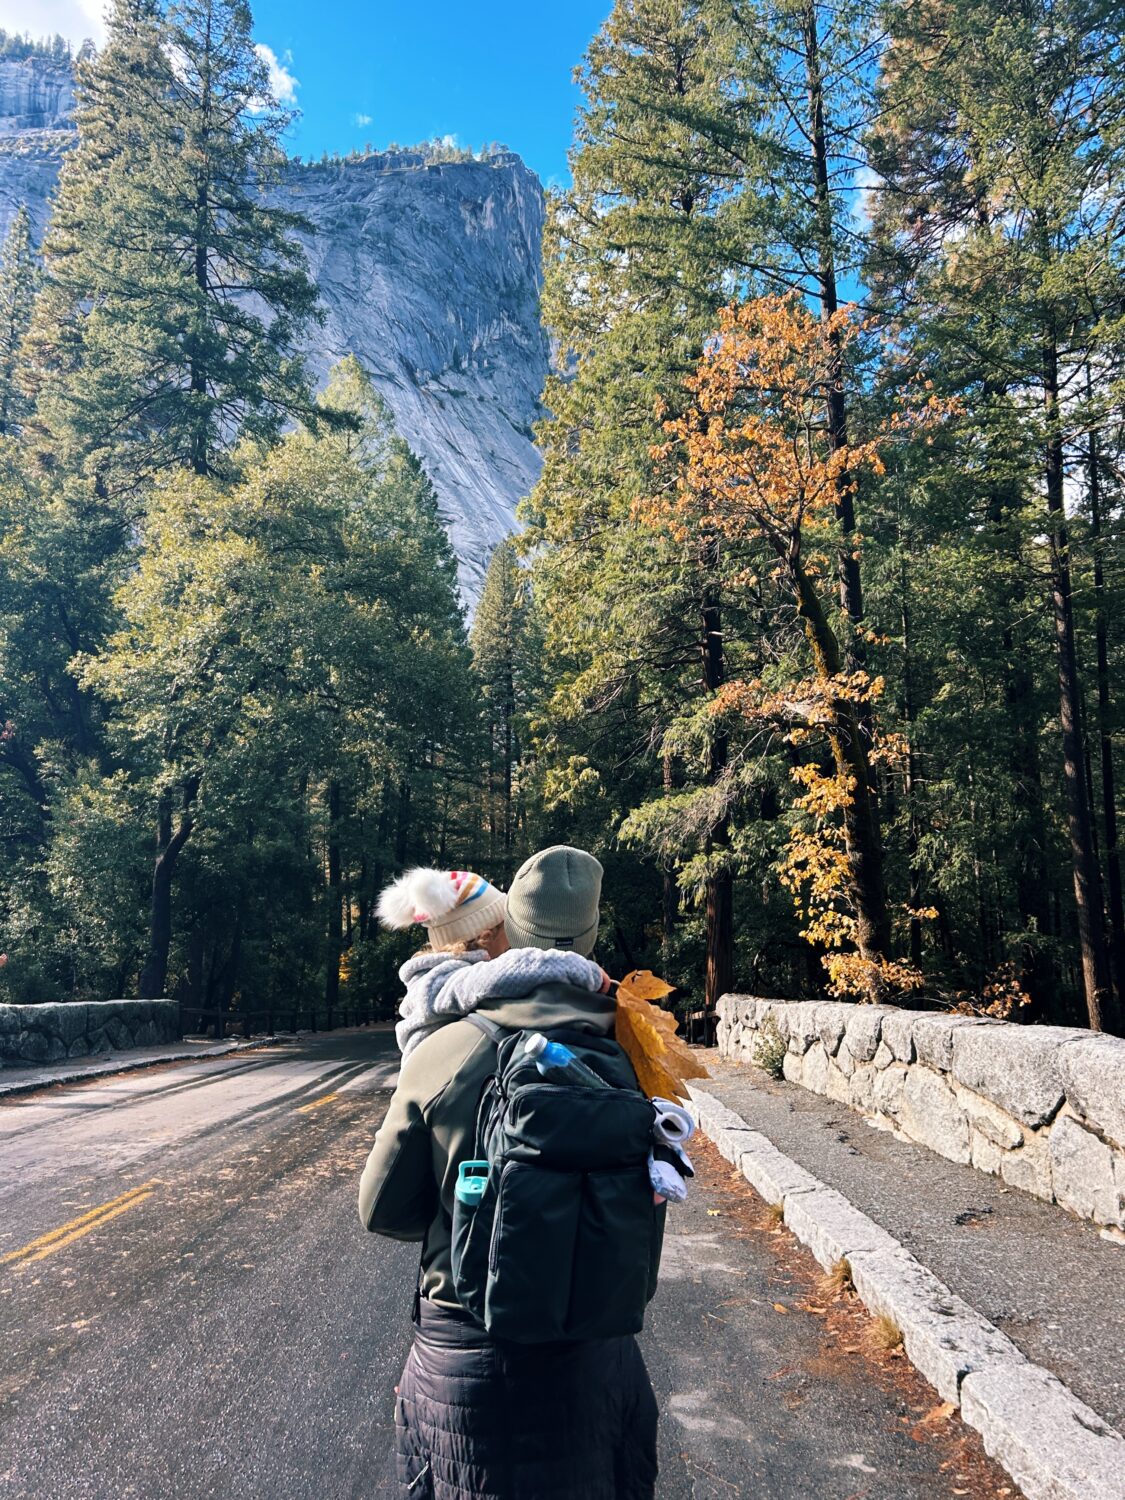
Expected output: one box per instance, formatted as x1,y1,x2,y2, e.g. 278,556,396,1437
1,1032,1012,1499
704,1055,1125,1432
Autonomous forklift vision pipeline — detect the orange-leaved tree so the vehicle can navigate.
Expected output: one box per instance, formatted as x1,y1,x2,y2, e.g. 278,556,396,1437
646,293,944,1002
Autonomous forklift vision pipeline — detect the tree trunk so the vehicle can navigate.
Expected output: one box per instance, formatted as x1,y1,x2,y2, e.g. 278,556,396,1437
325,780,342,1017
701,536,733,1014
792,556,891,963
802,0,865,661
900,576,923,968
1043,337,1110,1030
984,448,1056,1014
1087,391,1125,1025
138,779,198,999
662,753,679,971
394,775,411,867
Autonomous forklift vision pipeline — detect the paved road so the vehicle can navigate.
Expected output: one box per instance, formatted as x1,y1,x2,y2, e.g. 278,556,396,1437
0,1032,1012,1498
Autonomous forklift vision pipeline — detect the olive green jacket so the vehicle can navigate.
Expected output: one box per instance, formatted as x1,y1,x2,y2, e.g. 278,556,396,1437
357,982,617,1308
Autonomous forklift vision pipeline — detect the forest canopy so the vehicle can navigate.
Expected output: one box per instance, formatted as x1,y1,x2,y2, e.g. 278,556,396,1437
1,0,1123,1037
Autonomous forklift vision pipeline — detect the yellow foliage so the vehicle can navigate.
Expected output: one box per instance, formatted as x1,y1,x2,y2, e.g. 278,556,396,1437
614,970,709,1101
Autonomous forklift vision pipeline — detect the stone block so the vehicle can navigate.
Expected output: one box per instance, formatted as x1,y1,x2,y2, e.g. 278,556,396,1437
952,1024,1070,1128
879,1010,916,1063
784,1003,821,1055
849,1246,1026,1405
971,1131,1004,1176
998,1132,1053,1203
1049,1114,1124,1228
16,1030,55,1064
818,1005,849,1056
872,1061,908,1119
910,1014,972,1072
132,1020,160,1047
957,1089,1024,1151
85,1028,111,1055
686,1086,750,1139
711,1124,759,1162
872,1040,894,1070
898,1065,970,1164
0,1006,19,1036
758,1002,789,1040
847,1062,876,1109
825,1060,853,1105
104,1017,134,1050
54,1003,90,1047
782,1185,899,1271
781,1050,805,1086
800,1043,831,1097
1058,1033,1125,1152
960,1362,1125,1500
737,1141,821,1207
834,1044,856,1077
842,1006,887,1062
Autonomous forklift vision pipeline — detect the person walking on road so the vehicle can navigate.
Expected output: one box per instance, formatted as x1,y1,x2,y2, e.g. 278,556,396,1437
358,846,661,1500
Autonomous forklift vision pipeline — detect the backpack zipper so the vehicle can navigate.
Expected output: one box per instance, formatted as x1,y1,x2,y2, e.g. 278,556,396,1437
488,1160,514,1274
407,1460,431,1492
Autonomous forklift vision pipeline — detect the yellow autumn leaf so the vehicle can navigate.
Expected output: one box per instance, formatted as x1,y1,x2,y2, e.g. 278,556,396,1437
613,970,709,1101
618,969,675,1003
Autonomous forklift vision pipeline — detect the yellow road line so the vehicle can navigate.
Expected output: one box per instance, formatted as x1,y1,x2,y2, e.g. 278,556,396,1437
2,1182,157,1268
296,1092,339,1113
21,1193,154,1264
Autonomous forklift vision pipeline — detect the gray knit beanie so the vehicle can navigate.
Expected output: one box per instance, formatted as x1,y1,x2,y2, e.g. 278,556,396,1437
504,845,603,957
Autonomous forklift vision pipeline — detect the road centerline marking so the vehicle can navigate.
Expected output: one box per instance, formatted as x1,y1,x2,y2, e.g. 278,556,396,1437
2,1182,157,1268
296,1092,339,1113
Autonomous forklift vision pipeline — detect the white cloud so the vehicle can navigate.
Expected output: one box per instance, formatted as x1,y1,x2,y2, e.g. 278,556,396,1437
0,0,106,47
353,112,372,128
254,43,297,106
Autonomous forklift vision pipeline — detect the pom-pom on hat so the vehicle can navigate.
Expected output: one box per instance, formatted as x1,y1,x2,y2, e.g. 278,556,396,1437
377,868,507,951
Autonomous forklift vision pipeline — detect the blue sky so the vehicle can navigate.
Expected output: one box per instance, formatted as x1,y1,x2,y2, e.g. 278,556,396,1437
253,0,611,185
3,0,612,186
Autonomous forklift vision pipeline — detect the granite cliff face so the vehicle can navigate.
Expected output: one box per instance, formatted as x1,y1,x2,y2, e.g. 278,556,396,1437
0,59,547,598
0,56,75,134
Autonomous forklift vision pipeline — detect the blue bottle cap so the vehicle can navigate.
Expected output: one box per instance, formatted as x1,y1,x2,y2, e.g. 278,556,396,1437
455,1160,489,1205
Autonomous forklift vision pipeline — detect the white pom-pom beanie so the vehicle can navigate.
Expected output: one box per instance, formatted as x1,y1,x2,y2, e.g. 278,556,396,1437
377,868,507,951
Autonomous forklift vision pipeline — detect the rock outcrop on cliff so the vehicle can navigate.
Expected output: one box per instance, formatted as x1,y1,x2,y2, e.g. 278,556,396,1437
0,57,547,598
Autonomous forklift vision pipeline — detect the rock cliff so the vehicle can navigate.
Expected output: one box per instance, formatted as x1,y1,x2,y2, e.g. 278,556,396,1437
0,58,547,599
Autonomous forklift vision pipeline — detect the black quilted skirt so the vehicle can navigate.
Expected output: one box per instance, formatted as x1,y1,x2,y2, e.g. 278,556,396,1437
394,1299,659,1499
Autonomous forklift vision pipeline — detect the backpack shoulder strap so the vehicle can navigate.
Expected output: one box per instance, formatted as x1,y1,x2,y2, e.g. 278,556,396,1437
465,1011,507,1043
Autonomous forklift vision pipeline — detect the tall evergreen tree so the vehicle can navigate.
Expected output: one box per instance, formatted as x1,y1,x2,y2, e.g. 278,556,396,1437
23,0,323,490
869,0,1125,1030
527,0,754,1008
470,540,540,878
0,205,36,436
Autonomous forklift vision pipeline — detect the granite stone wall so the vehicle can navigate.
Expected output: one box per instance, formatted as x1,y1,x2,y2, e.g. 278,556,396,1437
718,996,1125,1234
0,1000,180,1068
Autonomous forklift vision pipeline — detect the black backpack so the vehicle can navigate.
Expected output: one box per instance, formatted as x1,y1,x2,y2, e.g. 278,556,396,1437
450,1013,667,1343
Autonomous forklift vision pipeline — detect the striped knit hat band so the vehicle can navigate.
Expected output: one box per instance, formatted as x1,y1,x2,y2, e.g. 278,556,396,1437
377,868,507,950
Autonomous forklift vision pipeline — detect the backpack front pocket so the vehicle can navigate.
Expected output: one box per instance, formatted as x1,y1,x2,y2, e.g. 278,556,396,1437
566,1165,656,1340
483,1160,581,1342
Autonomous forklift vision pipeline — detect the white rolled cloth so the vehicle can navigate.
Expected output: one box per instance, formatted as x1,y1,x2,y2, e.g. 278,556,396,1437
652,1097,695,1150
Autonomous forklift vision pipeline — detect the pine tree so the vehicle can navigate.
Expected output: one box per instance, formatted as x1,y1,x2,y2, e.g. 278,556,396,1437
869,0,1125,1030
23,0,323,490
0,205,36,436
471,540,539,878
528,0,753,1007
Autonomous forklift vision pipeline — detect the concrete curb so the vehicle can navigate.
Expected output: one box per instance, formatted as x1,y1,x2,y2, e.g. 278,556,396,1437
689,1082,1125,1500
0,1037,274,1098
